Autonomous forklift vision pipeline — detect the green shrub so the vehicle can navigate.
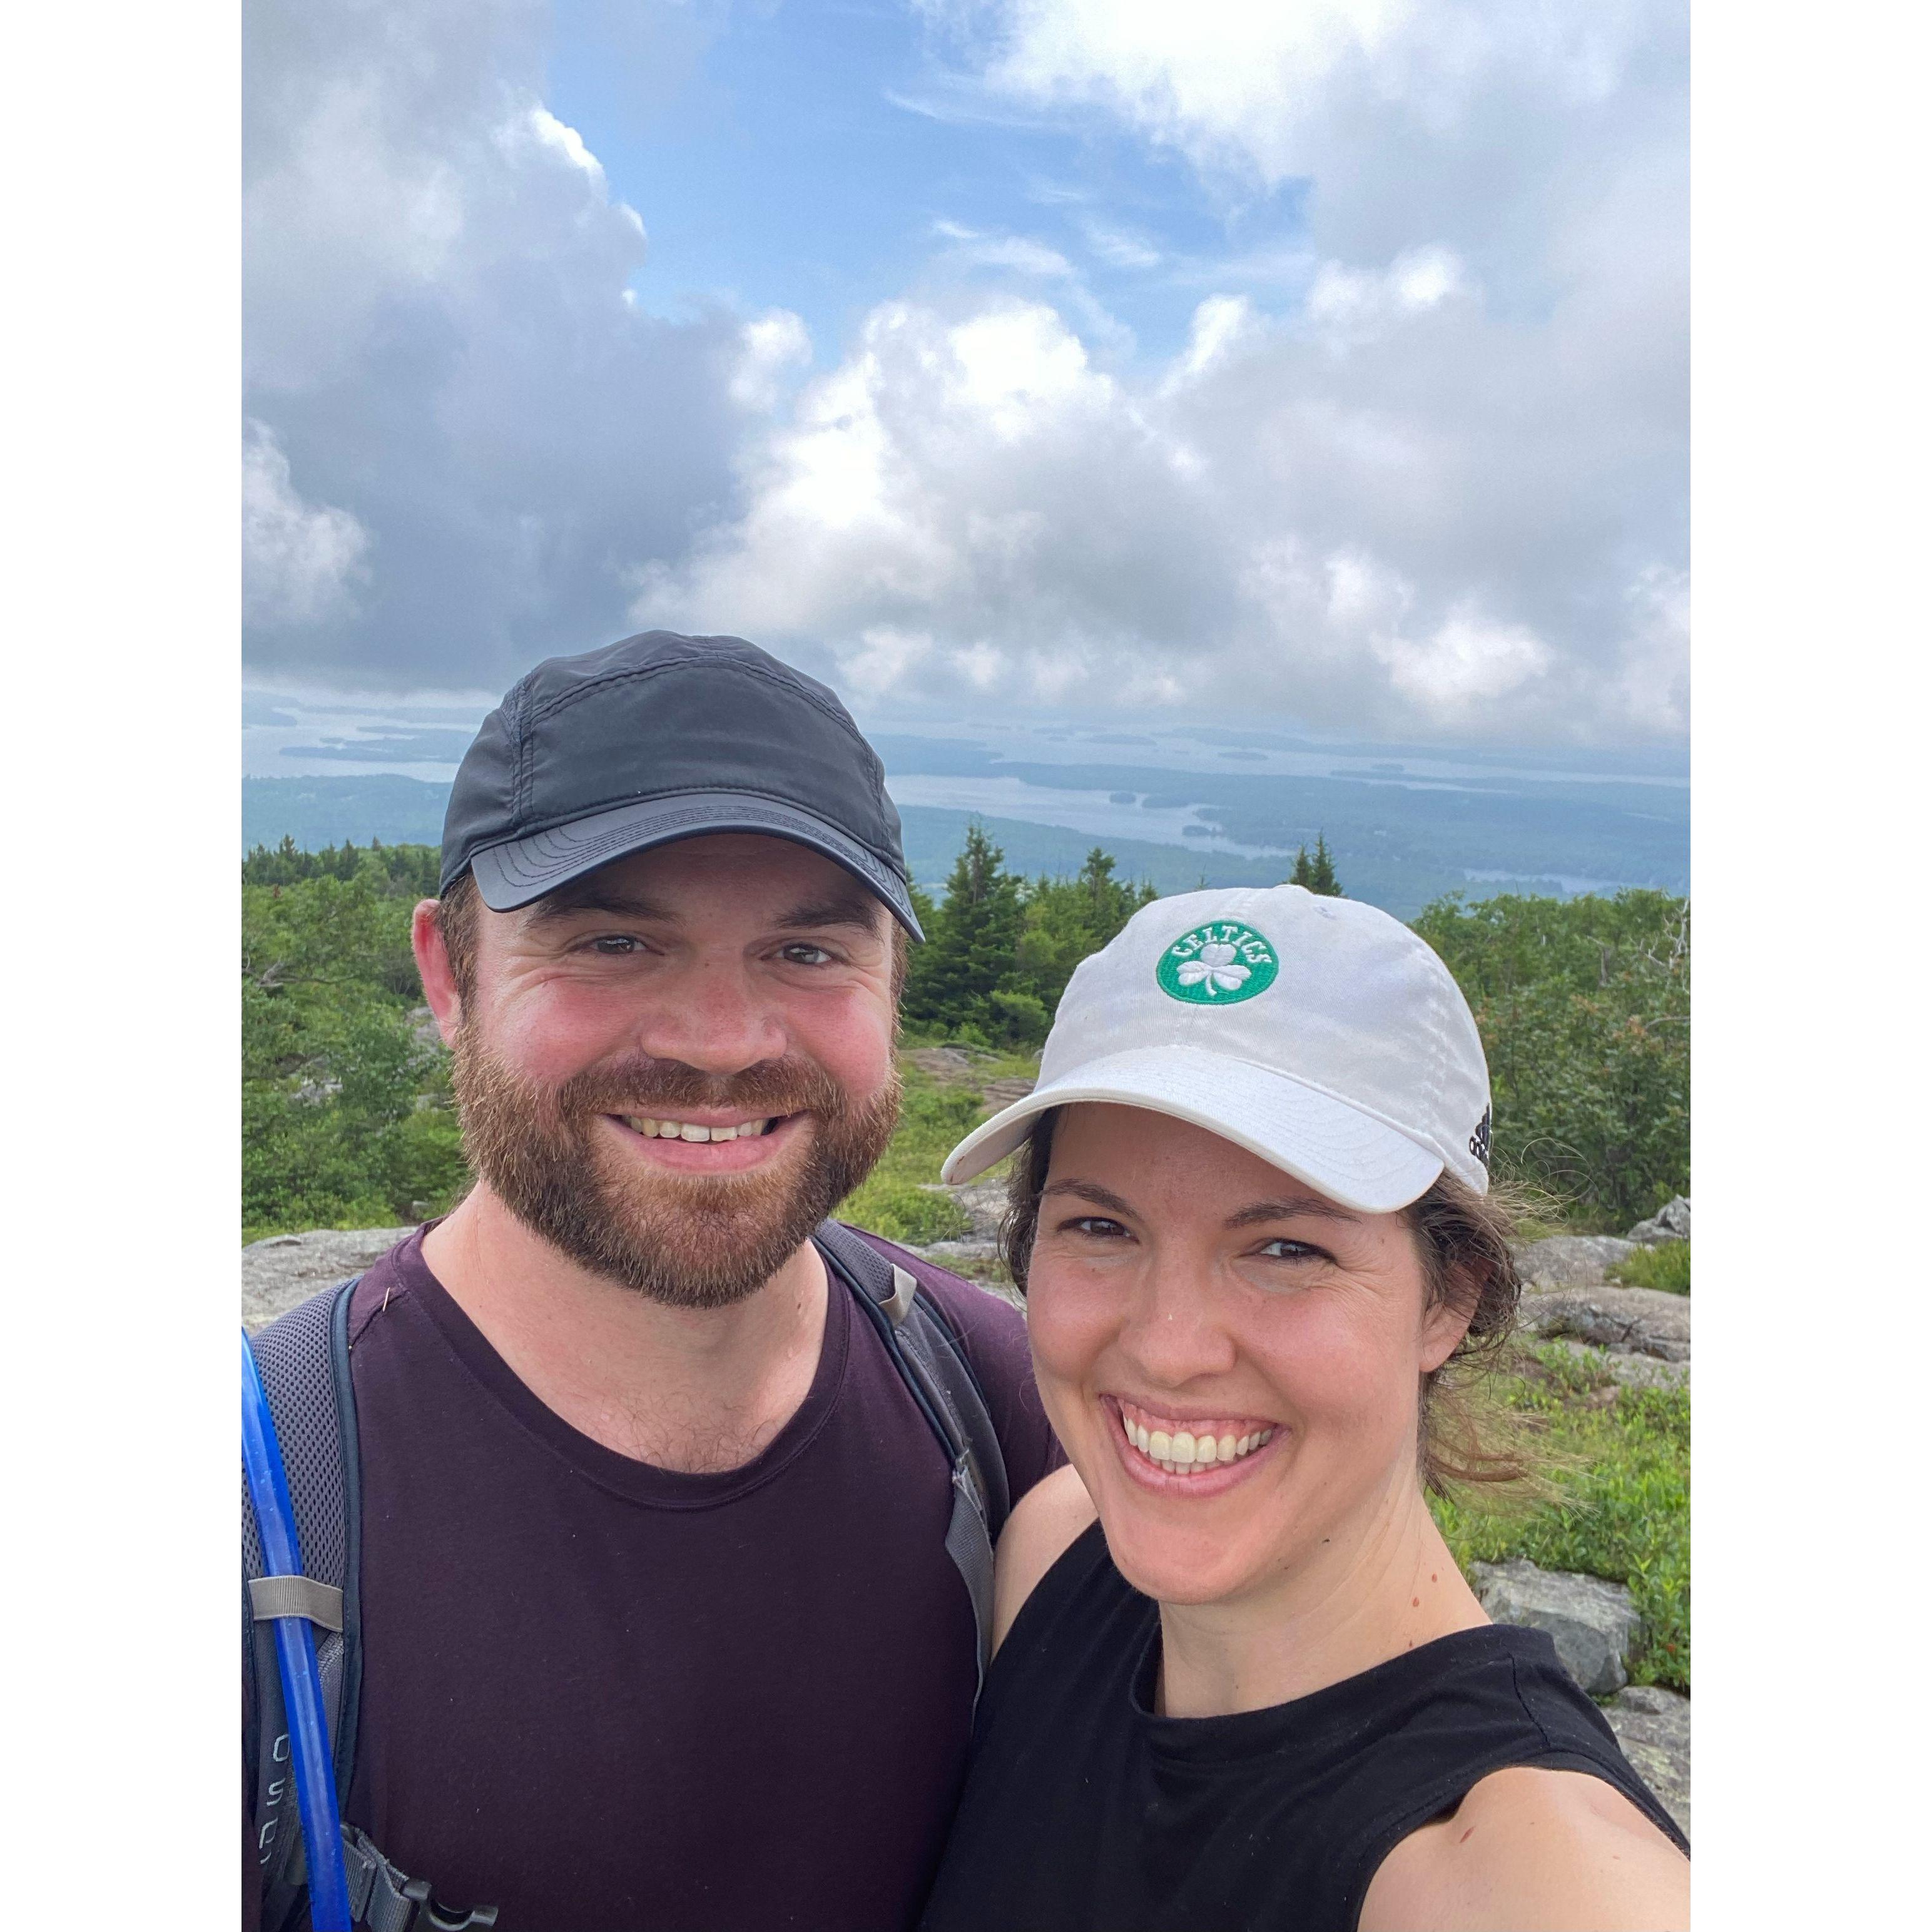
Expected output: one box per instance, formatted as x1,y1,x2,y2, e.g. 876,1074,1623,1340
984,989,1051,1050
1411,892,1690,1228
243,857,470,1238
1610,1243,1690,1293
1434,1345,1690,1691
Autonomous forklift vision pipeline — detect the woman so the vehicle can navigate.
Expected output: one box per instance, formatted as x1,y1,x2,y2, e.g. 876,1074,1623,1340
918,885,1689,1932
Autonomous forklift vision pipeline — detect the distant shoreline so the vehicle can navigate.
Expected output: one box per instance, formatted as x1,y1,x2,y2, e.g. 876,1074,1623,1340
243,774,1685,921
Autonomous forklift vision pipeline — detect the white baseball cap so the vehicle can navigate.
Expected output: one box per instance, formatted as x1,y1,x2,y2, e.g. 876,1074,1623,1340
939,883,1493,1213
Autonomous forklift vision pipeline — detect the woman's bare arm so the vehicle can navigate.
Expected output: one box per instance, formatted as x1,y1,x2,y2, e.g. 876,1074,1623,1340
1360,1764,1689,1932
990,1463,1097,1654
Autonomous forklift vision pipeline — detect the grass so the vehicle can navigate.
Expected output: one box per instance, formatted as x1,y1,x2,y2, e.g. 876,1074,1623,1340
836,1059,988,1245
1432,1342,1690,1691
1610,1242,1690,1293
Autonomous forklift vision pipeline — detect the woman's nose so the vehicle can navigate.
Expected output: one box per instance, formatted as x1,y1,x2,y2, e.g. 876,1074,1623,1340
1114,1260,1239,1390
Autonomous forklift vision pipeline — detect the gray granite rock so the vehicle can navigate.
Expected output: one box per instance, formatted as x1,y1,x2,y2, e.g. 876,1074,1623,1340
916,1249,1024,1308
904,1045,982,1081
1520,1283,1691,1362
907,1235,1005,1281
920,1176,1010,1243
1625,1196,1690,1246
1515,1234,1640,1289
1604,1684,1690,1838
1470,1557,1642,1696
978,1075,1037,1110
1552,1341,1689,1391
405,1004,447,1052
242,1226,415,1333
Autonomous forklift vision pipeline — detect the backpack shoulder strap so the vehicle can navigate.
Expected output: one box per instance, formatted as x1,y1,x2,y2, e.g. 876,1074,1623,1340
897,1283,1012,1540
244,1276,502,1932
243,1278,363,1932
815,1223,1010,1688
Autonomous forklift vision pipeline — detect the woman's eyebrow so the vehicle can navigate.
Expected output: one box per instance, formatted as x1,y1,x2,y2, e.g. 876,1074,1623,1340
1040,1179,1137,1217
1224,1199,1362,1230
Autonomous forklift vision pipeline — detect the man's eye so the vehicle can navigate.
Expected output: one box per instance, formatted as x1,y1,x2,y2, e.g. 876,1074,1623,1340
780,943,834,966
588,935,642,955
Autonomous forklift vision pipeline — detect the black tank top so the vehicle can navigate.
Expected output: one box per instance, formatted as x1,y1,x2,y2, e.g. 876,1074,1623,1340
918,1522,1687,1932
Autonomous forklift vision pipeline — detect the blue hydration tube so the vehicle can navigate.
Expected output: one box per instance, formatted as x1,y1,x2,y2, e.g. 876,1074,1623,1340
242,1330,355,1931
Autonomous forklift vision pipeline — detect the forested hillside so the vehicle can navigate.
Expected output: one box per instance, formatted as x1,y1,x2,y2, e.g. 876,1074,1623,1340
242,839,465,1238
241,832,1689,1240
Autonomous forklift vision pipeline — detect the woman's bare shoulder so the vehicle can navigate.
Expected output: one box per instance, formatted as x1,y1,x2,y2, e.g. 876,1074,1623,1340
1360,1764,1689,1932
992,1463,1098,1652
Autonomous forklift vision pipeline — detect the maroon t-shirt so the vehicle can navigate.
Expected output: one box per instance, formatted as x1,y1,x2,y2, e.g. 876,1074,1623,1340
246,1226,1060,1932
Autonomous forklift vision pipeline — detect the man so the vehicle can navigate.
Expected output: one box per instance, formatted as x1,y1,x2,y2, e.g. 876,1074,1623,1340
243,630,1062,1931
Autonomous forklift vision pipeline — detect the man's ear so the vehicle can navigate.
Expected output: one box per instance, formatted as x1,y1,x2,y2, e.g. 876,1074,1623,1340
1418,1265,1482,1375
412,899,464,1045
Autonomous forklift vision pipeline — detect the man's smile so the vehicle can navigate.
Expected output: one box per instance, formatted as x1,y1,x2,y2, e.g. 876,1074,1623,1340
622,1114,778,1141
602,1109,808,1171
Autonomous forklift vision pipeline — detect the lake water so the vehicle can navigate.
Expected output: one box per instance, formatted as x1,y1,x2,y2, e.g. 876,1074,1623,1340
243,693,1686,894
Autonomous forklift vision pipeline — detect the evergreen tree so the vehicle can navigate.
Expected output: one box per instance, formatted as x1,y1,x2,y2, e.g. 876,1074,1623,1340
1308,833,1342,897
1289,845,1315,889
903,823,1024,1033
1013,847,1156,1014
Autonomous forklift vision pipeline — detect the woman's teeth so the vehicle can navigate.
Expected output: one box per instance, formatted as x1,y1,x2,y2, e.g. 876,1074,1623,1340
623,1117,776,1142
1121,1412,1274,1477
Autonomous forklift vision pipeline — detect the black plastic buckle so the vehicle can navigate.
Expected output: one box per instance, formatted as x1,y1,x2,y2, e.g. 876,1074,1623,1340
342,1824,499,1931
400,1878,499,1931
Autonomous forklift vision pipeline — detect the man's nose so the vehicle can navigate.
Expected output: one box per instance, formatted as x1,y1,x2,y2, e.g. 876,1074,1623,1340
1114,1255,1239,1390
629,953,788,1075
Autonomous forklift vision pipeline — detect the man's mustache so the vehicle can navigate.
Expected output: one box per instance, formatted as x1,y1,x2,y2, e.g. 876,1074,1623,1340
556,1054,848,1121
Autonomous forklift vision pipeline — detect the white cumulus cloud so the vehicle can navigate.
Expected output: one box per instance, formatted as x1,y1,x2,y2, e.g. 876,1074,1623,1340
242,419,370,627
243,0,753,689
634,0,1687,741
248,0,1685,745
731,310,814,412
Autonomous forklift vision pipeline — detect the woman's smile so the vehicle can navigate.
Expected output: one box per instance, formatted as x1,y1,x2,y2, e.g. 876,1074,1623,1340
1104,1394,1284,1495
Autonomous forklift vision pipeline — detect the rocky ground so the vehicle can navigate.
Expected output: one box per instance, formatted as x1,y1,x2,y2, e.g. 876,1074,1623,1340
1491,1203,1691,1833
241,1183,1692,1838
242,1224,414,1332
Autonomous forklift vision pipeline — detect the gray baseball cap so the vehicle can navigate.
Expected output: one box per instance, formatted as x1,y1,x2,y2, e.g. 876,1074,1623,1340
439,630,923,938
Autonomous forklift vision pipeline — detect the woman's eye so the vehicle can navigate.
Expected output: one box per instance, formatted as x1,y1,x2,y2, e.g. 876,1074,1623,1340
1254,1238,1325,1262
1063,1216,1129,1240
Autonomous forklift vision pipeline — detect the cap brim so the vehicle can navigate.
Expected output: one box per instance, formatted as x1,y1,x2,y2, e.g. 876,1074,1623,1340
938,1046,1445,1214
467,790,923,939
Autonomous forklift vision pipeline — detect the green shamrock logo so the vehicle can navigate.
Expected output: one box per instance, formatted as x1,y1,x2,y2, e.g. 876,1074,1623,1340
1156,922,1279,1005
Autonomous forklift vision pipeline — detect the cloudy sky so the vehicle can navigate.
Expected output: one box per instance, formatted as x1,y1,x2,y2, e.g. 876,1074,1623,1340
243,0,1687,745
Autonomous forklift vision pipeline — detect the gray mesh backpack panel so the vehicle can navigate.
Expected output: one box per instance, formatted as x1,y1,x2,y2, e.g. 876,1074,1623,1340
243,1279,364,1931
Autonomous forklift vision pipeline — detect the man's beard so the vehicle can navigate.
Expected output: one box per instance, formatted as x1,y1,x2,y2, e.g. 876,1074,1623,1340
450,1029,901,1309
